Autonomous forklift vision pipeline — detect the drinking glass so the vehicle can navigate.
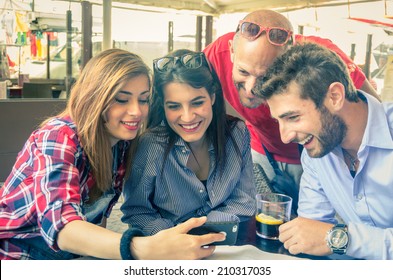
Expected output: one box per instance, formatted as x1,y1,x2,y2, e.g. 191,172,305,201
256,193,292,240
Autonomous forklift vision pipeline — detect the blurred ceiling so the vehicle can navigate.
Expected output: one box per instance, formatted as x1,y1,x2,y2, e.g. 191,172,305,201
111,0,383,15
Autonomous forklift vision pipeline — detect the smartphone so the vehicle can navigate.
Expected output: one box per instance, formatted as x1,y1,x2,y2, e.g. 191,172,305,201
188,221,239,246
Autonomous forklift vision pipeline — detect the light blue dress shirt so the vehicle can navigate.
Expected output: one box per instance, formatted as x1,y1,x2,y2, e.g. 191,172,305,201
299,92,393,259
121,120,256,235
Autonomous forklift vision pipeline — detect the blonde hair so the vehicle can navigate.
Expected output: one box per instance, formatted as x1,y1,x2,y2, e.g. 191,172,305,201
57,49,151,191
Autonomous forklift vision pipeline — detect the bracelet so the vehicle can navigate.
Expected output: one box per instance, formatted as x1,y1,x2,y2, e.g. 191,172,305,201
120,228,145,260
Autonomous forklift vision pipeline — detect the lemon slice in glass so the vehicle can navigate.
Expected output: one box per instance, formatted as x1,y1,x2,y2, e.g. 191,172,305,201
256,213,283,225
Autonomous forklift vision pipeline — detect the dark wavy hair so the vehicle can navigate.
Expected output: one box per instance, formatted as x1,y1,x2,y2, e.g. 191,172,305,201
252,43,359,108
148,49,240,176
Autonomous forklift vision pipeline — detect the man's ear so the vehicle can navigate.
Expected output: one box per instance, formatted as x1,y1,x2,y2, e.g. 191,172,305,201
325,82,345,112
229,40,234,63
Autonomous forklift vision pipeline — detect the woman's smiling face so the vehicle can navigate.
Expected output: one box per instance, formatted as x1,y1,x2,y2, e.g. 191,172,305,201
105,75,150,146
163,82,215,146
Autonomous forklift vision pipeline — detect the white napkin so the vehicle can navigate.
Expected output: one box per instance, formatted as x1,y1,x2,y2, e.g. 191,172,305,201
205,245,304,260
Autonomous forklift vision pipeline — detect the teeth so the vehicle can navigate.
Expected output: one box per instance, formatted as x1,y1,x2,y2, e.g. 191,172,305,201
181,123,199,130
299,135,313,145
123,121,138,126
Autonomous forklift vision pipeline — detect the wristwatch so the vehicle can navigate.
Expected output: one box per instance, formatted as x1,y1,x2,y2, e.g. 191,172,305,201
326,224,349,255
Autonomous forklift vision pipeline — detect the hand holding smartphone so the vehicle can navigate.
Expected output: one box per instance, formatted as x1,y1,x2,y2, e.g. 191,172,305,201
188,221,239,246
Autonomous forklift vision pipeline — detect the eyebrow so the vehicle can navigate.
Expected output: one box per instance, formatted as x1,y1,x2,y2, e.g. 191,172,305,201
236,64,250,74
277,110,299,119
165,95,206,104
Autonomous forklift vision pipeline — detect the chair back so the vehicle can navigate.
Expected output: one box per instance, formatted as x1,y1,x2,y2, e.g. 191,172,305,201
253,163,273,194
22,82,54,98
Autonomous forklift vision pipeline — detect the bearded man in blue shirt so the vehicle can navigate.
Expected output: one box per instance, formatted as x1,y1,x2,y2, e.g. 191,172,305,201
252,42,393,260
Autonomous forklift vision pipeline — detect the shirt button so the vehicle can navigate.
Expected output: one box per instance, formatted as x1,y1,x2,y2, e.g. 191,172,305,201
199,189,204,193
182,149,186,153
356,194,363,200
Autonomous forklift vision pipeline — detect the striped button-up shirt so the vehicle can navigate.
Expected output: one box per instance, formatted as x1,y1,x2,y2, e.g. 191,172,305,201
121,120,256,235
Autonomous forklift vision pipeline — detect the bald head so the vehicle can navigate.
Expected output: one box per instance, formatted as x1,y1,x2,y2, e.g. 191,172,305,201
243,9,293,32
233,9,294,49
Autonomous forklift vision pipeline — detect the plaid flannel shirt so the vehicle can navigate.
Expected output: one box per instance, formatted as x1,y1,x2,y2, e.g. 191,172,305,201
0,116,128,259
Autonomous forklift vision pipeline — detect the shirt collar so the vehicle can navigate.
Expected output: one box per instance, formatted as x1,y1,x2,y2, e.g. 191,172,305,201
360,91,393,150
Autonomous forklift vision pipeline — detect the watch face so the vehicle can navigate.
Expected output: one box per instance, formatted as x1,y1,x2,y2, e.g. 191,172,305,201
330,229,348,248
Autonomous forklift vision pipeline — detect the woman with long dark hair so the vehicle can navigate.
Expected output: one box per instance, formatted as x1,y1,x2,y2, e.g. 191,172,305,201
122,49,255,236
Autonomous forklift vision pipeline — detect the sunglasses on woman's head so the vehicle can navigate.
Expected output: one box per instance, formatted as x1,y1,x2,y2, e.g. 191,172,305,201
153,52,211,73
237,20,293,46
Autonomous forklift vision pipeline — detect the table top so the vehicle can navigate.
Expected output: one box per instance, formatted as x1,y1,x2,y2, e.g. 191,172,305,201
234,219,330,260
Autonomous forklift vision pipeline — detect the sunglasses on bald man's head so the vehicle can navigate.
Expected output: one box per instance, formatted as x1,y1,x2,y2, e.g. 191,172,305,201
153,52,211,73
237,20,293,46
